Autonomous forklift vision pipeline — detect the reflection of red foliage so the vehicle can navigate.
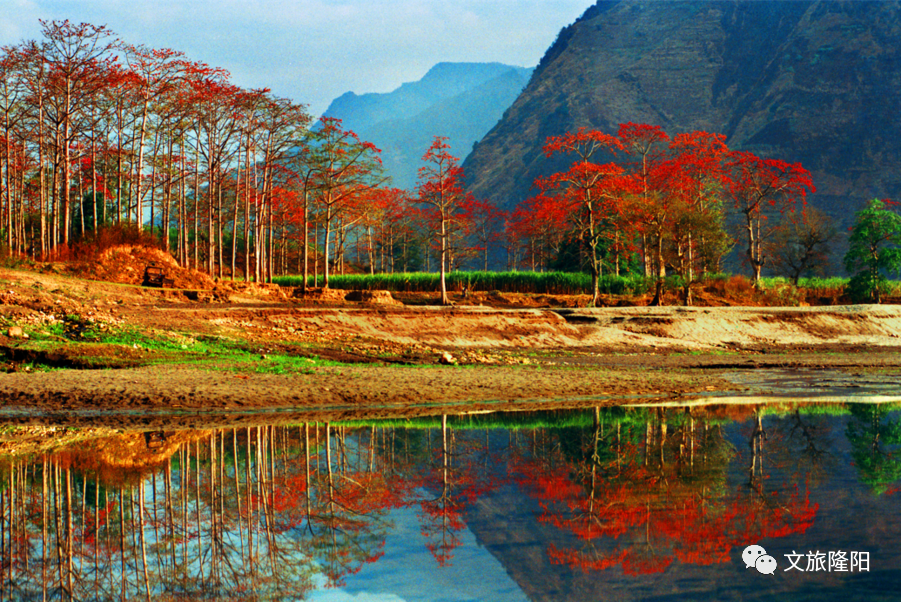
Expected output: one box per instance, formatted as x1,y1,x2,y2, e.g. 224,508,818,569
621,547,675,576
655,500,739,566
79,500,118,546
511,437,820,576
414,435,504,567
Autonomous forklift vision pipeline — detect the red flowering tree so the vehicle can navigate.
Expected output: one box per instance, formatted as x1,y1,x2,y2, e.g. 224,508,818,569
618,123,670,281
654,131,732,304
417,136,468,304
537,128,636,306
307,117,383,287
726,151,815,283
460,196,503,271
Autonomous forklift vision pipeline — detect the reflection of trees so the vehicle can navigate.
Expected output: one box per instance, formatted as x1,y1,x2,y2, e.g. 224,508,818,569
0,425,398,600
847,403,901,495
736,410,817,546
414,415,502,566
784,409,836,486
510,407,819,575
0,405,857,595
303,422,406,587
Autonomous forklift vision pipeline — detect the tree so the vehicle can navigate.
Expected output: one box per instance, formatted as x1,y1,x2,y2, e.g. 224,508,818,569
725,151,814,284
0,44,29,254
359,186,414,273
772,206,836,284
243,94,310,282
460,196,502,271
512,194,569,272
39,20,117,247
417,136,467,305
121,44,187,232
185,69,242,275
308,117,383,288
537,128,633,306
662,131,731,304
618,122,670,285
844,198,901,303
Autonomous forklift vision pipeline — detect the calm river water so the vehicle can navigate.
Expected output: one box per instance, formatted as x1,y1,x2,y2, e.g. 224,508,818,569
2,372,901,601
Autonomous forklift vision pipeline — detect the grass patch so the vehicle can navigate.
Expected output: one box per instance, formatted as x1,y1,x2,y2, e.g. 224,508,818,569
246,354,346,375
273,271,651,296
14,319,352,374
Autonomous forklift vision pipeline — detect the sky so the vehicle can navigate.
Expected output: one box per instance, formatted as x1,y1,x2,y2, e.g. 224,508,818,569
1,0,593,117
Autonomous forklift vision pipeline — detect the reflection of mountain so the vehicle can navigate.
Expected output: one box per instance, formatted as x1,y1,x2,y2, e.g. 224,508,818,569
340,502,529,602
322,62,533,189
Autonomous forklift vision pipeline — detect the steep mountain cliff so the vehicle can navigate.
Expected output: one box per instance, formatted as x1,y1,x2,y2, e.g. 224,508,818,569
462,0,901,224
322,62,533,189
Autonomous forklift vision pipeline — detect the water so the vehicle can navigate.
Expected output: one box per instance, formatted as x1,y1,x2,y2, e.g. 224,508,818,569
1,394,900,600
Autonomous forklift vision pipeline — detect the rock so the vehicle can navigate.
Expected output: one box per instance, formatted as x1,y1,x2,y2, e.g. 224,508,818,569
7,326,24,338
439,351,457,365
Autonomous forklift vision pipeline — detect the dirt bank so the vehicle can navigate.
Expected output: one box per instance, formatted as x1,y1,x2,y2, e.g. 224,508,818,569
1,265,901,421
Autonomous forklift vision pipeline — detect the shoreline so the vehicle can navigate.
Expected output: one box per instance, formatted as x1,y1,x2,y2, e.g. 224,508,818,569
2,266,901,422
1,349,900,425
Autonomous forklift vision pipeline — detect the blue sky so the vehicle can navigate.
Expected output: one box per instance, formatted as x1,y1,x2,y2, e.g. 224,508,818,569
2,0,591,116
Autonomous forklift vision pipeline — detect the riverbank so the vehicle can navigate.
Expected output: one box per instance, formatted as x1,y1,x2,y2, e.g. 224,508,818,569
2,265,901,422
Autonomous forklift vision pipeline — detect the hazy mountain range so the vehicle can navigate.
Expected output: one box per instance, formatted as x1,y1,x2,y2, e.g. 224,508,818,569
321,62,533,190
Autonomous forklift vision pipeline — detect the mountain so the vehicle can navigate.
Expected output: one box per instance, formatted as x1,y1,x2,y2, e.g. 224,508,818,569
461,0,901,228
321,62,533,190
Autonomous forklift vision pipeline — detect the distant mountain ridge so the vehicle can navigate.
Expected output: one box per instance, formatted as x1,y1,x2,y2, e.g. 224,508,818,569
321,62,533,189
461,0,901,231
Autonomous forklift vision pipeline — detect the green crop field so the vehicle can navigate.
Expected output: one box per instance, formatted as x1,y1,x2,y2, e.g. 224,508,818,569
273,271,652,295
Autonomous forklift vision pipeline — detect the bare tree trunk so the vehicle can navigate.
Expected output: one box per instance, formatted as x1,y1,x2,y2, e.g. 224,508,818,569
138,483,151,602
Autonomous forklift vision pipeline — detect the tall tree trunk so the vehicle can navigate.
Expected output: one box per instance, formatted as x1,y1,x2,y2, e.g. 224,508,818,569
323,203,332,288
439,212,449,304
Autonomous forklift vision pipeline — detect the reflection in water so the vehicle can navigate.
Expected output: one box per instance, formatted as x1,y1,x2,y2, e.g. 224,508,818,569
0,403,897,600
846,404,901,494
510,407,817,575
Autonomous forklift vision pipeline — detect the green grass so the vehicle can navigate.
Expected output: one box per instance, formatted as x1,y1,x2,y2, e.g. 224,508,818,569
760,276,901,296
273,272,901,298
94,328,191,351
276,271,901,298
15,318,349,374
154,336,347,373
274,271,652,296
247,353,345,375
